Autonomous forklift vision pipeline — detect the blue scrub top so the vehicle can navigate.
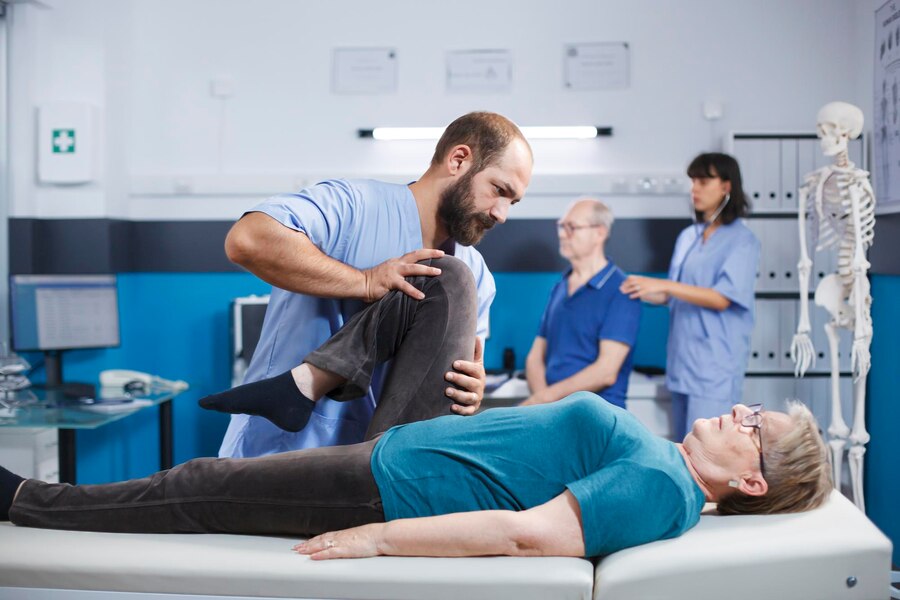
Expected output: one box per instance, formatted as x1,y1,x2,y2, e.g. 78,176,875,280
665,220,760,401
218,179,496,458
538,262,641,407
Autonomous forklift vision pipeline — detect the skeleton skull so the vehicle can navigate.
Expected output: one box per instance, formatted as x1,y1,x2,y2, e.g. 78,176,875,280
816,101,864,156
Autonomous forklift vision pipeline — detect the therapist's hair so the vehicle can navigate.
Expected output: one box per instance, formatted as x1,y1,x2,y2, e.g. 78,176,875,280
716,401,832,516
686,153,750,224
431,112,532,173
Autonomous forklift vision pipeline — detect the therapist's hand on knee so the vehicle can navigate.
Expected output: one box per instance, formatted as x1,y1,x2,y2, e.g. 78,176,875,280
361,248,445,302
445,337,485,416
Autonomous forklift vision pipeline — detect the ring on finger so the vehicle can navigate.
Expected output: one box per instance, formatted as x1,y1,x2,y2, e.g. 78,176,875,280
325,539,335,549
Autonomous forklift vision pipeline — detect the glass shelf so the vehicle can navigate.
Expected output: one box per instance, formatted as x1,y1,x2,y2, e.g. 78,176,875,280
0,389,178,430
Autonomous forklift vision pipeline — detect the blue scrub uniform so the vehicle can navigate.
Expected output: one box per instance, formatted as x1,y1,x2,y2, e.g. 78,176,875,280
219,179,496,458
537,262,640,407
666,220,760,439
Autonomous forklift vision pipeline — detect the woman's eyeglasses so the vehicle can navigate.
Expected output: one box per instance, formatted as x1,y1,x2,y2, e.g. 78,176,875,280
741,403,765,477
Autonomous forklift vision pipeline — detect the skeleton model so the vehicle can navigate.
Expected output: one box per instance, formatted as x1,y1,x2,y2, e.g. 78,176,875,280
790,101,875,512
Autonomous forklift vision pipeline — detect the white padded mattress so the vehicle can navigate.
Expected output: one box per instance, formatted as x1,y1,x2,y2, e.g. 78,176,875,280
593,490,892,600
0,523,594,599
0,490,890,600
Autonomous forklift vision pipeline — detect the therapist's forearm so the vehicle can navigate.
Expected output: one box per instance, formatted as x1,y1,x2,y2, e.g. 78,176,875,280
225,213,367,299
665,280,731,311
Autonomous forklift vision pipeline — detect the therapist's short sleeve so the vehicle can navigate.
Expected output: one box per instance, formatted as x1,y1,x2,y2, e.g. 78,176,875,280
598,291,640,347
567,461,684,557
712,234,760,310
453,244,496,341
473,262,496,341
247,180,360,257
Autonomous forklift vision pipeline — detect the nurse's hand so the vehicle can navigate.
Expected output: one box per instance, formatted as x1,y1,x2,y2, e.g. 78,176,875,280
445,337,485,415
620,275,670,305
294,523,384,560
361,249,446,302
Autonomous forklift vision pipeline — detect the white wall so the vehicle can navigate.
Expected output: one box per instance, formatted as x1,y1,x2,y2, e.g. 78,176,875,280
8,0,872,220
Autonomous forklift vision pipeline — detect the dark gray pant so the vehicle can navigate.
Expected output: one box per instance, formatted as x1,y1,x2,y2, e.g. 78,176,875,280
11,256,477,536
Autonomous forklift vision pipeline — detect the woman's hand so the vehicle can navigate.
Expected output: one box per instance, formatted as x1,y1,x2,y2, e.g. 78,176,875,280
620,275,670,304
293,523,385,560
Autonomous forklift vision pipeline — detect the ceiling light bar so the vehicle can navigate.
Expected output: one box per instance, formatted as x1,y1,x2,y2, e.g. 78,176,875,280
365,127,447,141
521,126,607,139
358,126,612,140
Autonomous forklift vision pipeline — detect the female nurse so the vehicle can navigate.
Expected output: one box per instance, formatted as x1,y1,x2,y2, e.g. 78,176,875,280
620,153,760,440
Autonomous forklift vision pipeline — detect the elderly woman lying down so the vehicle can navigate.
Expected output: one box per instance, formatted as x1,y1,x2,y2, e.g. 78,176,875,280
0,257,832,559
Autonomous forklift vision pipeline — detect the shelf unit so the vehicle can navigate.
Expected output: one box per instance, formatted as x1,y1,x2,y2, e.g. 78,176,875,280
731,133,865,492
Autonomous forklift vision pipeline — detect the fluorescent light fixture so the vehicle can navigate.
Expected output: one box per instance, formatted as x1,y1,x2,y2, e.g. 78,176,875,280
358,126,612,140
521,126,605,139
367,127,447,141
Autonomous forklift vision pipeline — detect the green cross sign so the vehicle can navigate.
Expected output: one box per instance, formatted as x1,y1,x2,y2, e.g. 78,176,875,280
52,129,76,154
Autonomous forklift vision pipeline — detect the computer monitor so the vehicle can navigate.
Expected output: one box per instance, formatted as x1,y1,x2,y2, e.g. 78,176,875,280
231,295,269,388
10,274,120,392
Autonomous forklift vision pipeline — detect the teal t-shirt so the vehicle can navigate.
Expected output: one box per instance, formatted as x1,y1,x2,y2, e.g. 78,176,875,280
370,392,705,557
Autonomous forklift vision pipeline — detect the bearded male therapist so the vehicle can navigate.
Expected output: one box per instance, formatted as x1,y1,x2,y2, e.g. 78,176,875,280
216,112,534,457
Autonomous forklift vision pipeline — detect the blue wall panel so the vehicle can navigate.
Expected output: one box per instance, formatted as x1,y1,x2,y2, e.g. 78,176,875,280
866,274,900,564
483,273,559,370
28,273,271,484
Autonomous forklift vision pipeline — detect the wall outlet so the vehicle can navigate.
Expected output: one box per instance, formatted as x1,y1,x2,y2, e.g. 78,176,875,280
702,100,724,121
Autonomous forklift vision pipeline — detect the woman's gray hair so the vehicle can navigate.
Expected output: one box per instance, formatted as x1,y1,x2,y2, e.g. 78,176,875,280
572,197,614,233
716,401,832,515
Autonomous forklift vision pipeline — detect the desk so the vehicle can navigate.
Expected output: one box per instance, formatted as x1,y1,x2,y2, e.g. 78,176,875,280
0,390,182,484
481,373,528,410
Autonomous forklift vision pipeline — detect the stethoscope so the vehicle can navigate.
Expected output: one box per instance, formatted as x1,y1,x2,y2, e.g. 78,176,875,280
673,192,732,283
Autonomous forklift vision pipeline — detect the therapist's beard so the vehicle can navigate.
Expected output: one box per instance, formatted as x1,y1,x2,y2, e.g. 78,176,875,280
438,172,495,246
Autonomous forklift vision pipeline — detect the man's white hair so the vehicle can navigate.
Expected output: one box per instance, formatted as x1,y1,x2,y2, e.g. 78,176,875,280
569,197,614,232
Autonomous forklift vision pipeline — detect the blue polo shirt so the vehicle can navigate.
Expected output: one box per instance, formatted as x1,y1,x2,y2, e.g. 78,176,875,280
537,262,641,407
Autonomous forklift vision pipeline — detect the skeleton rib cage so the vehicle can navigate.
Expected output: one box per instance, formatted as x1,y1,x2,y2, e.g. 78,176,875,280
803,168,876,325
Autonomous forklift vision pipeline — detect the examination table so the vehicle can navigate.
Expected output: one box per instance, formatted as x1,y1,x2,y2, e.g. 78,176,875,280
0,490,890,600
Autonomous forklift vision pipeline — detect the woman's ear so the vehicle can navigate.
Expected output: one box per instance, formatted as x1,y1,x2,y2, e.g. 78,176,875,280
721,179,732,196
737,473,768,497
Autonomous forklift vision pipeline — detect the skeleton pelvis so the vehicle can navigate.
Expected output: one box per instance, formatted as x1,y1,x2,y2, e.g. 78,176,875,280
814,274,853,325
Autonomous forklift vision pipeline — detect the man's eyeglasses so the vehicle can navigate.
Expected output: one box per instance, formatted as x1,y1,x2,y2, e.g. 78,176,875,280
741,403,766,477
556,222,602,235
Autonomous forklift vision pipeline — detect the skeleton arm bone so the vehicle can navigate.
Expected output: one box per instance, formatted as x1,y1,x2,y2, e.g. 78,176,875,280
791,180,816,377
